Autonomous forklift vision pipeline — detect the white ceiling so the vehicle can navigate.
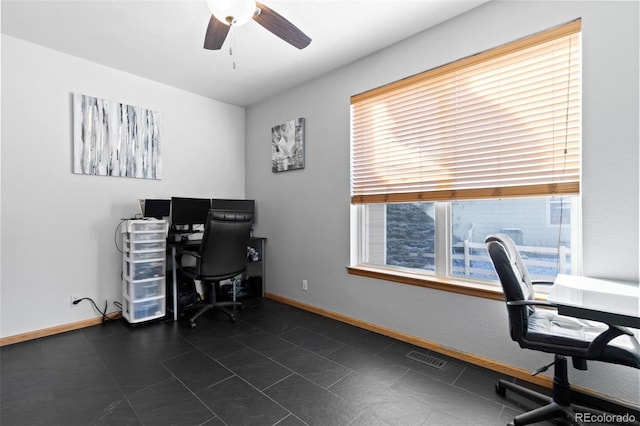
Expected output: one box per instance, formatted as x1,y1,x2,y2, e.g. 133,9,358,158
1,0,487,107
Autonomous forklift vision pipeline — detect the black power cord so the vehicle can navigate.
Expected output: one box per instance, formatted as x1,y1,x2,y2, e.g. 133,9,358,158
73,298,122,323
114,220,126,254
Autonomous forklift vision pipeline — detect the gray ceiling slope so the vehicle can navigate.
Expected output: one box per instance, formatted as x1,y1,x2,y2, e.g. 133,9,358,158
1,0,487,107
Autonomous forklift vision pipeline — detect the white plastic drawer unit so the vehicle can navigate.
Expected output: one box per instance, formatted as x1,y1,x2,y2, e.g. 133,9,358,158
128,221,167,232
124,277,165,300
124,298,165,322
122,219,168,324
125,240,165,252
129,231,166,241
128,249,165,261
125,219,168,243
125,259,165,281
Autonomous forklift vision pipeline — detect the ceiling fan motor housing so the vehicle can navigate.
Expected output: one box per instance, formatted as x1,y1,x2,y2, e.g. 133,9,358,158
207,0,257,26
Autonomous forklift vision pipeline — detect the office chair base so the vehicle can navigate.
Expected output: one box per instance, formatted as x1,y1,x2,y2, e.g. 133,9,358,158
496,379,608,426
186,301,243,328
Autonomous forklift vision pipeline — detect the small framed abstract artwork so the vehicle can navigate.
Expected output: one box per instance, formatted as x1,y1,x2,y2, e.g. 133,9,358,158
271,117,305,172
73,93,161,179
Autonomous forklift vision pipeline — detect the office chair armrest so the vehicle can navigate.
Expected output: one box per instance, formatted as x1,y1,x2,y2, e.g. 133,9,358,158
587,324,635,355
175,250,201,268
610,324,635,337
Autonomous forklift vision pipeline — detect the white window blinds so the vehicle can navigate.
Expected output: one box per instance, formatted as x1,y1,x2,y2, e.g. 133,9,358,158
351,20,581,204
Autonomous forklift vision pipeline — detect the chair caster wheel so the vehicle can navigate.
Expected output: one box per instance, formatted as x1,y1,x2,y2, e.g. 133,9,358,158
495,382,506,396
190,323,196,329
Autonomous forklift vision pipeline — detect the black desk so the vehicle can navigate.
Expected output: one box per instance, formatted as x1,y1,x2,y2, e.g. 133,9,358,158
166,234,266,321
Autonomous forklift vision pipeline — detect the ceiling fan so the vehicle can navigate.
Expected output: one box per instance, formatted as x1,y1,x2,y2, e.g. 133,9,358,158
203,0,311,50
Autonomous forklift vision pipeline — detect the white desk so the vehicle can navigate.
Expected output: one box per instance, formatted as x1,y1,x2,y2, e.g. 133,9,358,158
548,274,640,328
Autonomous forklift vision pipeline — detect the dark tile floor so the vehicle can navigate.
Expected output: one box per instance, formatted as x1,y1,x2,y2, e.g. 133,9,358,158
2,298,554,425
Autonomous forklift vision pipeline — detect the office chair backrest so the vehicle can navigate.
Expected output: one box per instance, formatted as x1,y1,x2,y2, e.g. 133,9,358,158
198,210,254,280
485,234,534,341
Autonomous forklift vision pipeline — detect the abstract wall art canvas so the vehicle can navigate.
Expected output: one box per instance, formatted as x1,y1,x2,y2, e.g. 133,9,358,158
271,117,305,172
73,93,161,179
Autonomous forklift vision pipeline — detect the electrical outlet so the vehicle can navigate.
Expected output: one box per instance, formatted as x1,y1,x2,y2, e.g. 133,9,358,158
302,280,308,291
70,295,81,307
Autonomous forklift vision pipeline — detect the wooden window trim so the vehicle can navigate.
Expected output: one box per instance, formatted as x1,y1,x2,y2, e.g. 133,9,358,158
347,265,505,301
351,19,581,104
347,264,552,302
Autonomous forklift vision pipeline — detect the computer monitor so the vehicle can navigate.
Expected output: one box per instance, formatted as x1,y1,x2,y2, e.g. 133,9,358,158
170,197,211,230
143,199,171,219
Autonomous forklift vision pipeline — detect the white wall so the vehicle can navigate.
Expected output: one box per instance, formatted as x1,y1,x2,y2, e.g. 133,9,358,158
1,35,246,338
246,1,639,405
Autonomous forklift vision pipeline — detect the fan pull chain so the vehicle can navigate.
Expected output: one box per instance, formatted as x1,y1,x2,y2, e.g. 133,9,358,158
229,25,237,69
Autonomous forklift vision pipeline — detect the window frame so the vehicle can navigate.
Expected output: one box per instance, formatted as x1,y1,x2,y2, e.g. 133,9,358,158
348,20,583,299
349,197,581,300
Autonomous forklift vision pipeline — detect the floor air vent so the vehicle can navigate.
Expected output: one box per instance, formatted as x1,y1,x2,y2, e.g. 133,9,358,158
405,350,447,370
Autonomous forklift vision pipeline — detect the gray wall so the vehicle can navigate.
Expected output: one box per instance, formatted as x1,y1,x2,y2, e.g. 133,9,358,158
1,35,247,338
246,1,639,405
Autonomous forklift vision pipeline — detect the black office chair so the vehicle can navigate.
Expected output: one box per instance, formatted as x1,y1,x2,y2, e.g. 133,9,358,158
485,234,639,426
176,209,254,328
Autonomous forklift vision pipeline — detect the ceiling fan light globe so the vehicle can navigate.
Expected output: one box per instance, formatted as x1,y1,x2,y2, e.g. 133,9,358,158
207,0,256,26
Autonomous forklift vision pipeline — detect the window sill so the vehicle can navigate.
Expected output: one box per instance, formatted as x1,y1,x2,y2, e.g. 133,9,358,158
347,265,505,301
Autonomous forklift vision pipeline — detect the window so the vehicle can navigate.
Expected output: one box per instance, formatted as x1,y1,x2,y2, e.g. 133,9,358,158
448,197,578,282
350,20,582,295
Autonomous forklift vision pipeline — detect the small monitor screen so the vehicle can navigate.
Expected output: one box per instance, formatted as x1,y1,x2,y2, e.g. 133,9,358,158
171,197,211,227
143,199,171,219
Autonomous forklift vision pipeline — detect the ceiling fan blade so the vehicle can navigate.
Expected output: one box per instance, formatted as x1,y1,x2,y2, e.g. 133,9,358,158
203,15,230,50
253,2,311,49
